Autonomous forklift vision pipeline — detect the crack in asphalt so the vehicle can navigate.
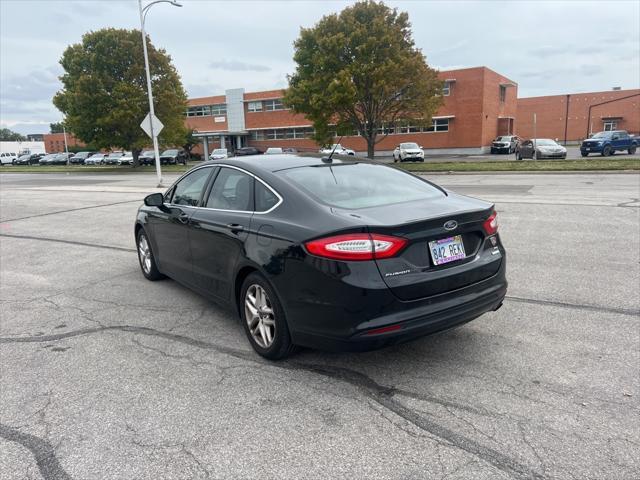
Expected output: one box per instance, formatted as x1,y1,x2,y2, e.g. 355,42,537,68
0,424,71,480
0,233,135,253
0,199,141,223
0,325,543,480
505,295,640,317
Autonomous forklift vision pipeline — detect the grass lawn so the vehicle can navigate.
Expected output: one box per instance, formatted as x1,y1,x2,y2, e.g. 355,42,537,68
395,158,640,172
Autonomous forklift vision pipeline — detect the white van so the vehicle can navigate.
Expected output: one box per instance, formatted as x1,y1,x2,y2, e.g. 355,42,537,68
0,152,18,165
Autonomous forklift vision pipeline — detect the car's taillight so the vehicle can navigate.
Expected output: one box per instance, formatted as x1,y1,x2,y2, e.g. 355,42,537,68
305,233,407,261
483,211,498,235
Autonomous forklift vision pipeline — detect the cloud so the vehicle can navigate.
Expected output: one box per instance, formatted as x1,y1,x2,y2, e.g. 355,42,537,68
579,64,603,76
529,45,566,58
186,83,225,98
209,60,271,72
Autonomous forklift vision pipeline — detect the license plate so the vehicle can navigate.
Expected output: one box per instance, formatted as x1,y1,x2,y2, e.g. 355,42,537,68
429,235,466,265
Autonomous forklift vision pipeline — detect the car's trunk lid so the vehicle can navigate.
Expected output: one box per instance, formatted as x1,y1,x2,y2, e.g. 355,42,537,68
332,192,498,301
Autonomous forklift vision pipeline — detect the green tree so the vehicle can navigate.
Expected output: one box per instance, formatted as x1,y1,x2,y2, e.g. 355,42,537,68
182,129,199,160
53,28,188,166
284,1,443,158
0,128,26,141
49,122,65,134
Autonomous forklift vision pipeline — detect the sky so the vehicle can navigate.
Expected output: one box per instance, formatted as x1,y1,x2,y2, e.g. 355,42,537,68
1,0,639,135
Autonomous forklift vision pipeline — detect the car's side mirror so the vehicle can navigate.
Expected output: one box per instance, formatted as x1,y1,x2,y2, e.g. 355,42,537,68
144,192,164,207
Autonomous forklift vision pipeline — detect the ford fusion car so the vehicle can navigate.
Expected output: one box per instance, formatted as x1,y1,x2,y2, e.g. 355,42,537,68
134,155,507,359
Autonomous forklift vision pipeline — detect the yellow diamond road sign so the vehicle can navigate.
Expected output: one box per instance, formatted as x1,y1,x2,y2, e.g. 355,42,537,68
140,113,164,139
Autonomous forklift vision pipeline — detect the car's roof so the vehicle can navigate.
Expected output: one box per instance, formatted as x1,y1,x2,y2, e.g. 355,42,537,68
203,154,362,173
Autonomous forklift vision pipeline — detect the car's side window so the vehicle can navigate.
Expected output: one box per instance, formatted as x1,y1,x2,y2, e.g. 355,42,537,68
170,167,212,206
255,180,279,212
206,167,254,211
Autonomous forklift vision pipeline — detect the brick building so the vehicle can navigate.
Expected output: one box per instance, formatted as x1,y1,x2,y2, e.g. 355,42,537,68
44,66,638,157
516,89,640,143
43,132,85,153
186,66,519,157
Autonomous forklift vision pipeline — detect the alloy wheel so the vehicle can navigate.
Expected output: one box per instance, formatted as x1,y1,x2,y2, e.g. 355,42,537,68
245,284,276,348
138,234,152,274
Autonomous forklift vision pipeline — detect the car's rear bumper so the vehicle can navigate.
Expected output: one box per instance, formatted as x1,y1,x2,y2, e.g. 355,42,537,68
292,275,506,352
279,249,507,352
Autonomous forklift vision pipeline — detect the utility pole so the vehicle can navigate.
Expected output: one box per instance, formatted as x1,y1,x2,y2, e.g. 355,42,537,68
63,123,69,165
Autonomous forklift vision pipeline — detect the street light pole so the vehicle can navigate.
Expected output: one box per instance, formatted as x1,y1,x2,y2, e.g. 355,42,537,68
138,0,182,187
62,123,69,165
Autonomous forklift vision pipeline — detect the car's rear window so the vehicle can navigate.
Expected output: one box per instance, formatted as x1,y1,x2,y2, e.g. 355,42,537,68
279,163,444,209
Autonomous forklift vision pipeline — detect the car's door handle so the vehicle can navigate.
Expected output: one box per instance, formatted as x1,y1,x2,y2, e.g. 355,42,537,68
177,212,190,224
226,223,245,233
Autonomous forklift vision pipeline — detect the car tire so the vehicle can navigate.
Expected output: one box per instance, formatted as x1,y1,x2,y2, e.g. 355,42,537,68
629,146,637,155
581,152,588,157
136,228,165,281
240,272,296,360
602,146,611,156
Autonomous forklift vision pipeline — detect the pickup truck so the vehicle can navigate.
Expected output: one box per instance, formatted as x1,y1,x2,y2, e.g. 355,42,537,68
580,130,638,156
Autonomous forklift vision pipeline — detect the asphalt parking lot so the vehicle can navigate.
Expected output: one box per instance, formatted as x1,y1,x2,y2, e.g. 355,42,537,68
1,171,639,480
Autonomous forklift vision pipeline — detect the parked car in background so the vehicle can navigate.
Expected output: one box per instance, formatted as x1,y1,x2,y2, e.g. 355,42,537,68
118,152,134,165
283,148,298,154
52,153,74,165
235,147,261,156
15,153,44,165
134,156,506,359
69,151,96,164
580,130,637,157
265,147,284,155
491,135,521,154
37,154,59,165
393,142,425,162
85,153,106,165
160,149,188,165
517,139,567,160
319,144,355,156
104,152,125,165
139,150,155,165
0,152,18,165
209,148,228,160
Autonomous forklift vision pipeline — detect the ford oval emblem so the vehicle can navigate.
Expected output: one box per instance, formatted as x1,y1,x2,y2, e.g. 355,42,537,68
444,220,458,231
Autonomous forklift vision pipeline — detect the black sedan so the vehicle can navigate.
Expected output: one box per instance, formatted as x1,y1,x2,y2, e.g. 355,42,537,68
139,150,155,166
15,153,44,165
135,155,507,359
159,149,188,165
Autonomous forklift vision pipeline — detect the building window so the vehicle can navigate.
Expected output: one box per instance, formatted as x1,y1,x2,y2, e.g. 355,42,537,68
426,118,450,132
186,105,210,117
250,130,265,141
210,104,227,115
499,85,507,103
247,101,262,112
186,104,226,117
266,129,287,140
603,120,617,131
443,82,452,96
264,99,285,111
